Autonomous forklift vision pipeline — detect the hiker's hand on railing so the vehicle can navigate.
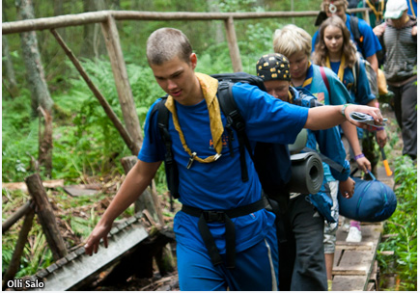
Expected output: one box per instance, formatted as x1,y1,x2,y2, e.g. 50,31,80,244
376,129,387,148
339,177,355,199
84,221,112,256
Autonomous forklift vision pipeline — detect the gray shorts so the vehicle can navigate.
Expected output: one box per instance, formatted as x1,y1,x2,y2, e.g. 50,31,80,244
323,180,339,254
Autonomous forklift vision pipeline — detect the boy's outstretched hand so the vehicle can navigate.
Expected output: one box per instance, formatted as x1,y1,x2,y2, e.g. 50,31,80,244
343,104,384,129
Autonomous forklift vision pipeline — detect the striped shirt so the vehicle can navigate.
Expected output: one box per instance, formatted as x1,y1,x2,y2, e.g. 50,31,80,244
382,17,417,83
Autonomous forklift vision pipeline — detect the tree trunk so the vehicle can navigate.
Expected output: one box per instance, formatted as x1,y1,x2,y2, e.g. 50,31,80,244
80,0,107,59
2,36,19,98
207,0,225,44
17,0,54,177
2,10,19,98
38,107,53,177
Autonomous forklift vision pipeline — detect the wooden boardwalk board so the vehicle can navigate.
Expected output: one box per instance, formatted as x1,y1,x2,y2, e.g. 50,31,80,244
332,166,393,291
332,276,367,291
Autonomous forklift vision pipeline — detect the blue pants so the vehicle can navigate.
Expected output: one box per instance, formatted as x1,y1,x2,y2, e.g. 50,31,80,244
177,226,278,291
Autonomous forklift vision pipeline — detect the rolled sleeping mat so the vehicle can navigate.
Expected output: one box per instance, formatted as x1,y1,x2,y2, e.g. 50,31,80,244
288,151,324,194
338,177,397,222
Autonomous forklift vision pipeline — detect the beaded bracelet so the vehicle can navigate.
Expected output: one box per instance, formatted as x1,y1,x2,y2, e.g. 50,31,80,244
354,153,365,160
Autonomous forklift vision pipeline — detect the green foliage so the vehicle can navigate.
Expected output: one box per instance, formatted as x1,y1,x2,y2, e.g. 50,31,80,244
2,92,39,182
218,0,260,12
70,216,97,238
377,156,417,290
18,232,53,278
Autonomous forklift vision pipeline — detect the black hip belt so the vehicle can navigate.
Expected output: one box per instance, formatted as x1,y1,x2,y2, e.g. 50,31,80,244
181,197,267,269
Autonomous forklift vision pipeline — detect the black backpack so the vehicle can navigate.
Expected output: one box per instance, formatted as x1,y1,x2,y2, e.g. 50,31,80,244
153,72,292,210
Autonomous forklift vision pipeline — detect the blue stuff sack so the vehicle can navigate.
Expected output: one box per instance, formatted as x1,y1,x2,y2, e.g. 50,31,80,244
338,176,397,222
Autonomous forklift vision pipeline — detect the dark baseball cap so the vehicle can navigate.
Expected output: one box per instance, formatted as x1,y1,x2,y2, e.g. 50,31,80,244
256,53,291,82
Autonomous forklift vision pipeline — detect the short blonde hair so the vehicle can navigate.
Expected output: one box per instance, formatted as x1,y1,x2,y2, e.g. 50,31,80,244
273,25,312,58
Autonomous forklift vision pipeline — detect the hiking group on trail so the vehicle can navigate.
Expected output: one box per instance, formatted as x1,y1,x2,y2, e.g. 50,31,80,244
84,0,415,291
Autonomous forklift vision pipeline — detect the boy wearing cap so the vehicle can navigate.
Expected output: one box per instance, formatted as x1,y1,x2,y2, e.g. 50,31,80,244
373,0,417,160
256,53,355,291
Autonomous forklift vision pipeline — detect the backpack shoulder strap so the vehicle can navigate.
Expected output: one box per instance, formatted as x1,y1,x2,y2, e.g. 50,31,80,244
155,97,180,209
217,81,253,182
352,57,360,94
302,147,345,174
319,66,331,98
350,16,365,57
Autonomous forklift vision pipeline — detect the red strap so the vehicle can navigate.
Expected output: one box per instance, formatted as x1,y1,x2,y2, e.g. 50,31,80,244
319,66,331,98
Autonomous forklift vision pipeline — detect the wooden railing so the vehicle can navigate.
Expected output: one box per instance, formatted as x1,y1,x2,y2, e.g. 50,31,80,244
2,8,370,72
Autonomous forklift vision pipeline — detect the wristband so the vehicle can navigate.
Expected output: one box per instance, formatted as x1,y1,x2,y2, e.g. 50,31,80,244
341,104,351,117
354,153,365,160
375,127,384,131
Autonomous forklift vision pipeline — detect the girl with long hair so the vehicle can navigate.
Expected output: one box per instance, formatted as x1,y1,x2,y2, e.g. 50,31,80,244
313,15,373,106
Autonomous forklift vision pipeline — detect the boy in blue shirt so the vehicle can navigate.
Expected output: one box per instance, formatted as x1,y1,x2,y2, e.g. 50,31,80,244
85,28,383,291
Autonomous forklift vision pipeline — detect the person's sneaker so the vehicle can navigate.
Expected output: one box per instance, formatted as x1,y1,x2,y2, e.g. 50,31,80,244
346,226,362,242
342,218,350,232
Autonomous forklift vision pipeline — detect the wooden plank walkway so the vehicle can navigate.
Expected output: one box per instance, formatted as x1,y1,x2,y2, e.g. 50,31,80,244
332,166,394,291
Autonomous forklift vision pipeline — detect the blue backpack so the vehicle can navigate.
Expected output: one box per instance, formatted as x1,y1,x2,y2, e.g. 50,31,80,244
338,174,397,222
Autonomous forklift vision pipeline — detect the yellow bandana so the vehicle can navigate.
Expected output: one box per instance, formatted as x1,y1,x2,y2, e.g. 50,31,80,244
288,90,293,103
301,61,313,88
164,73,224,165
326,55,346,82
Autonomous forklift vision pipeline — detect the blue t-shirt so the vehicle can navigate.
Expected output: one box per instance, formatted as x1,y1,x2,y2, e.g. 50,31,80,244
329,58,376,105
407,0,417,17
328,57,376,138
312,14,382,58
330,61,341,74
139,82,308,254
